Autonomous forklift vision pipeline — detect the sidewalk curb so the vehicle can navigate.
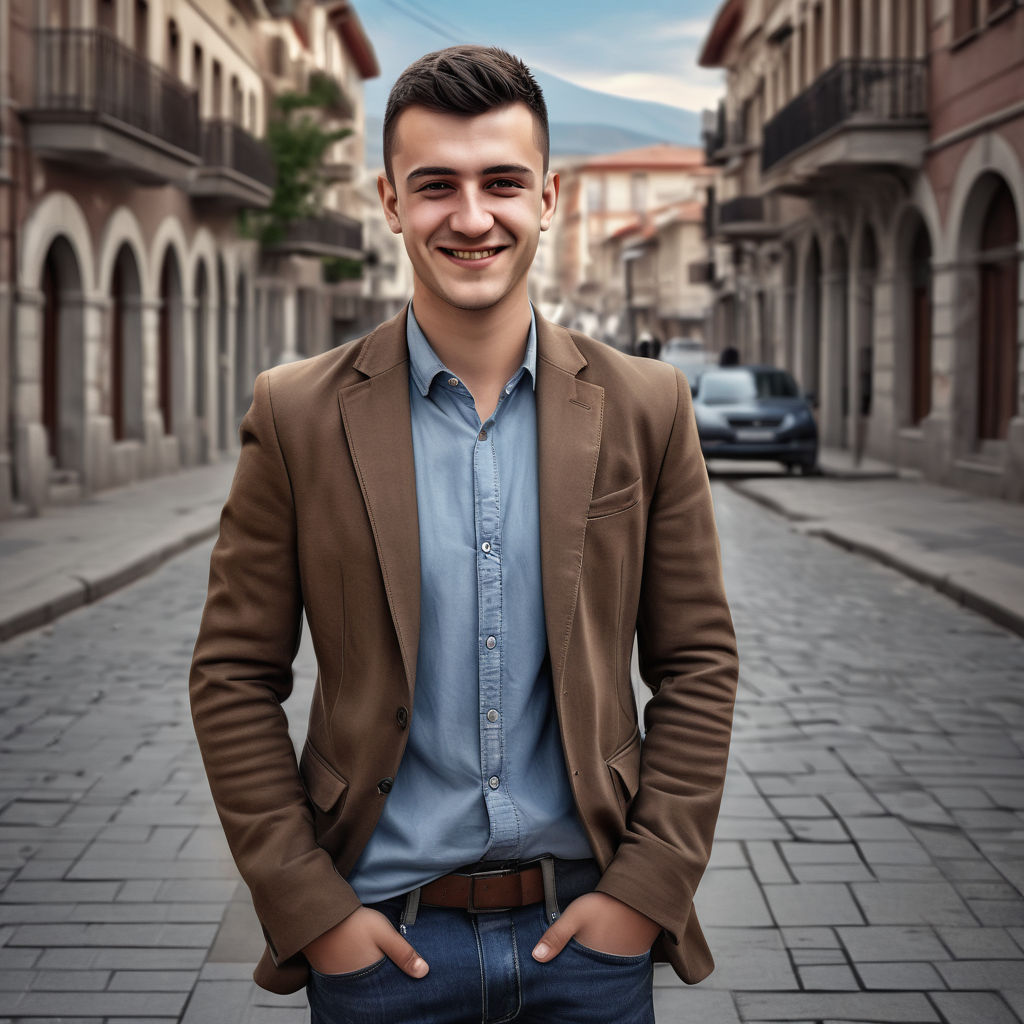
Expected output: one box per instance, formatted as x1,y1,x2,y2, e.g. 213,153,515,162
0,520,220,643
727,480,1024,641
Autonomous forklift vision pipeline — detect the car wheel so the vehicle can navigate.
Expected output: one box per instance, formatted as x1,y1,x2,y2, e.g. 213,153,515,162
797,461,819,476
784,462,797,475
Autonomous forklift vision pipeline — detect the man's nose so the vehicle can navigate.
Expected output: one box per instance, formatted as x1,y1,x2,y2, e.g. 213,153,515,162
448,191,494,238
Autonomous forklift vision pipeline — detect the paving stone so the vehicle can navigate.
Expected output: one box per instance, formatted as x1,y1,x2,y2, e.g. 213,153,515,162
858,841,933,865
698,928,798,990
788,819,851,842
844,818,916,841
763,884,864,926
851,882,976,926
780,927,842,949
936,959,1024,990
779,842,862,865
797,964,860,989
179,980,258,1024
968,900,1024,928
838,925,949,962
746,842,793,884
735,992,940,1021
928,991,1022,1024
27,970,110,991
108,970,198,991
693,869,773,927
791,863,876,884
791,948,850,965
0,882,120,904
856,961,946,989
938,927,1024,959
652,988,741,1024
938,859,1004,882
0,992,187,1016
929,788,995,810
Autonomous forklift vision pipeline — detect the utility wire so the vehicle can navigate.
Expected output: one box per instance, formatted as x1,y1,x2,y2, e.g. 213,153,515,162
378,0,461,43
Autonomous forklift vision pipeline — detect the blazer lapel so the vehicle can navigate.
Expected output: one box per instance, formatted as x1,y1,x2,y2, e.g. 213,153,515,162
535,315,604,692
338,311,420,695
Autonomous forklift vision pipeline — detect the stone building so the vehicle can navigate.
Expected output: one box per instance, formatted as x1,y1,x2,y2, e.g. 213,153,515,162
542,145,713,349
0,0,377,516
698,0,1023,499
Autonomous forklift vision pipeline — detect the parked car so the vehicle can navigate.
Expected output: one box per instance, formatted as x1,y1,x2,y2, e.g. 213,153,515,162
693,366,818,473
660,338,712,395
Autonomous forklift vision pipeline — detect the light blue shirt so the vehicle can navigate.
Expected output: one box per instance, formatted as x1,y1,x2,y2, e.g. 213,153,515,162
346,305,592,903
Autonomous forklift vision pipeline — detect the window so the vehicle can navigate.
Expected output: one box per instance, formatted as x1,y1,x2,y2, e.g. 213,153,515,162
953,0,981,38
135,0,148,55
631,173,647,213
586,177,605,213
166,19,179,76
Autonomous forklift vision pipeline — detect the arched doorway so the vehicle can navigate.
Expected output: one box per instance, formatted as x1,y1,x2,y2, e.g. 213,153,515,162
826,234,850,448
40,237,85,475
158,250,185,439
109,245,144,443
216,256,229,452
235,271,250,430
855,226,878,447
977,180,1019,441
909,220,932,426
782,243,797,373
194,261,210,463
802,237,823,408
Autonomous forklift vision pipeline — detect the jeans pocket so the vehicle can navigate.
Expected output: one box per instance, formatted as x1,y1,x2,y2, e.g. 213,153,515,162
567,937,651,967
309,955,389,983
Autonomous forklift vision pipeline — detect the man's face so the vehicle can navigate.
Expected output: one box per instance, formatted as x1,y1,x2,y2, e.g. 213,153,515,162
378,102,557,318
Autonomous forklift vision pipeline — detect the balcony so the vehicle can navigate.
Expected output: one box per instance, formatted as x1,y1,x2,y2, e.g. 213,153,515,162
262,210,363,259
715,196,778,240
702,103,751,166
190,120,275,209
761,59,928,190
24,28,200,184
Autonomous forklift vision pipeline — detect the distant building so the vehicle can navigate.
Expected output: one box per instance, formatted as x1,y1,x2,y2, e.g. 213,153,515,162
699,0,1023,500
540,144,713,350
0,0,378,516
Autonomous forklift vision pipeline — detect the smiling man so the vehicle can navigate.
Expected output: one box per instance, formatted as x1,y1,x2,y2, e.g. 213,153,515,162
190,46,738,1024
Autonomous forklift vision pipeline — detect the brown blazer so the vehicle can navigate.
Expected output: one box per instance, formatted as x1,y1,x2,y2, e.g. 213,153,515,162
189,308,738,994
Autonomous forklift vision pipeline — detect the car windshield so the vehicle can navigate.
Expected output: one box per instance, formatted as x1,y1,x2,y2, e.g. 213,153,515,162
698,369,799,405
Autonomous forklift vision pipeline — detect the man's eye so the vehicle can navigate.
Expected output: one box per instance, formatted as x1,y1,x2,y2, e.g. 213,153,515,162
488,179,523,190
417,181,452,193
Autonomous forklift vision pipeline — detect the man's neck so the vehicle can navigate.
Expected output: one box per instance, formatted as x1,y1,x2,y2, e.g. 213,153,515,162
411,290,533,420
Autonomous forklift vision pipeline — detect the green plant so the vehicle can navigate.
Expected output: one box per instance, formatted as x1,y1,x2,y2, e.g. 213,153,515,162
241,74,352,246
322,256,363,283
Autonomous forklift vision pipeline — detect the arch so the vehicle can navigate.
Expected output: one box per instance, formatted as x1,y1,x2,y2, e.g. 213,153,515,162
194,259,211,463
216,254,230,451
108,244,145,442
20,192,96,296
854,222,879,455
801,234,823,406
39,236,86,475
149,216,190,300
97,206,150,302
157,246,185,440
893,206,934,427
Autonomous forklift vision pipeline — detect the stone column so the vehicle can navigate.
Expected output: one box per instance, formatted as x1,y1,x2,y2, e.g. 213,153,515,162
11,288,48,513
922,261,958,483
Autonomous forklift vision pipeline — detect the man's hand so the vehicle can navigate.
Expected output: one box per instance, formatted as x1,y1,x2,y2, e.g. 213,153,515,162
531,892,660,961
303,907,429,978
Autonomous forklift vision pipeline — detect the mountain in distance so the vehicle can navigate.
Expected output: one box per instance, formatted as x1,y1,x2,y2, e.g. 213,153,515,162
362,70,702,169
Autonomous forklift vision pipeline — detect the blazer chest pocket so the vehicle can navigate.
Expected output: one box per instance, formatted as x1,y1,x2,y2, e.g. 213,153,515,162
588,477,642,520
606,729,642,819
300,742,349,821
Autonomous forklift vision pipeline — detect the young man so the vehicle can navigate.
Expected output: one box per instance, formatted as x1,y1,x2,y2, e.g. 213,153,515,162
190,46,738,1023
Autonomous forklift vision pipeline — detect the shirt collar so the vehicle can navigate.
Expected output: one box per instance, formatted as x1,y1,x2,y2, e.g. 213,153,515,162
406,303,538,397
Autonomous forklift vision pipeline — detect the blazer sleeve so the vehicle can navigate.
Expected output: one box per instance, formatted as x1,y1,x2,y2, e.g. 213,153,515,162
189,370,361,965
595,367,739,951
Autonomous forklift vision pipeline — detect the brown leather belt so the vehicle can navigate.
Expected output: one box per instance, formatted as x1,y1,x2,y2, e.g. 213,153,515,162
420,864,546,912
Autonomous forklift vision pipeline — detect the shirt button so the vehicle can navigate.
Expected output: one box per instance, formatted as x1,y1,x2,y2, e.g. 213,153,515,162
481,541,491,553
485,636,496,650
488,776,500,789
448,376,459,387
478,429,487,441
486,709,499,722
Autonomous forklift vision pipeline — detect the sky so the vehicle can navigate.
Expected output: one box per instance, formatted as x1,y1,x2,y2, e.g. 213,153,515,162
355,0,726,118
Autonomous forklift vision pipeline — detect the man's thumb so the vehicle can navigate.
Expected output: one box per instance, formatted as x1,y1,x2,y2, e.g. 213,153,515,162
532,917,572,962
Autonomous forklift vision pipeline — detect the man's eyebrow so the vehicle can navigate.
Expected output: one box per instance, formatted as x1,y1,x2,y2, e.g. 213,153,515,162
405,164,535,182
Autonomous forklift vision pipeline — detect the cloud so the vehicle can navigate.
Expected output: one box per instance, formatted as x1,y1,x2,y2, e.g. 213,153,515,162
656,18,712,40
558,69,725,111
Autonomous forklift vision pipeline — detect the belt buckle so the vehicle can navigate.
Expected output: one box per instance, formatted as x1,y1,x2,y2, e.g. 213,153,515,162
466,866,517,914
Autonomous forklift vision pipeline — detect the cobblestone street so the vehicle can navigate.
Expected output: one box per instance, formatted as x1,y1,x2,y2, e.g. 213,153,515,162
1,482,1022,1023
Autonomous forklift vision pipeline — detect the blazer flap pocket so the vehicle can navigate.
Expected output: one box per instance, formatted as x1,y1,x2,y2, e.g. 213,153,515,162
606,729,642,801
300,742,349,812
588,477,642,520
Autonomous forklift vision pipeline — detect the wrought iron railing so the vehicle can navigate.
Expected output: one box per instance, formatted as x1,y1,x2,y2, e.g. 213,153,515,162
200,120,275,188
274,212,363,253
762,58,927,172
33,28,199,156
718,196,765,227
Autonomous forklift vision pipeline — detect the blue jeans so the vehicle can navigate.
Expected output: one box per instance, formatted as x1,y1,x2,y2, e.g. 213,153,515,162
307,859,655,1024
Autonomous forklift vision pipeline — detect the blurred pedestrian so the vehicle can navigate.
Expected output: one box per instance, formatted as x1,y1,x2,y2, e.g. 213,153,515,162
719,346,740,366
190,44,737,1024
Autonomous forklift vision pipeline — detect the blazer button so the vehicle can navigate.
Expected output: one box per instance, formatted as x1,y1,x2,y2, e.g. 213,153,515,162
377,777,394,795
395,706,409,729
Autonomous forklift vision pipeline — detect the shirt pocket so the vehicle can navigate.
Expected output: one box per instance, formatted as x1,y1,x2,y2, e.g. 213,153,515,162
587,477,642,520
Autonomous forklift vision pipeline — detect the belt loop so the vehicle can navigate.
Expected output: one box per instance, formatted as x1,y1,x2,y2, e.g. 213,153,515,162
400,886,421,933
540,856,560,924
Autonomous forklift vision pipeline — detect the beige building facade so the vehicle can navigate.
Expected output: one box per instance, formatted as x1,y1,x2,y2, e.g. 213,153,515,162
700,0,1023,499
541,145,713,349
0,0,377,517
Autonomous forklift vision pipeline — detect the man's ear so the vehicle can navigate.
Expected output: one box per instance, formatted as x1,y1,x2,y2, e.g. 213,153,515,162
377,174,403,235
540,171,559,231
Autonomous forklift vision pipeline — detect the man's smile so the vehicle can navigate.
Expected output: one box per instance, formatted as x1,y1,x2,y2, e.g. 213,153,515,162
440,246,507,261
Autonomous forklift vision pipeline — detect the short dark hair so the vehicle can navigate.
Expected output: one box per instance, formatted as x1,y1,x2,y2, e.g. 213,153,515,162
383,45,549,182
